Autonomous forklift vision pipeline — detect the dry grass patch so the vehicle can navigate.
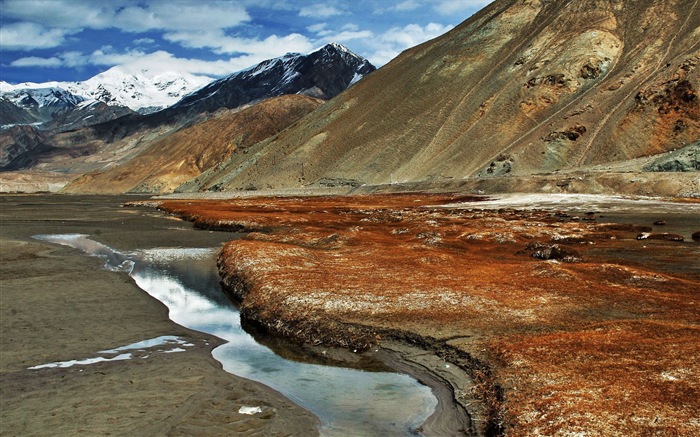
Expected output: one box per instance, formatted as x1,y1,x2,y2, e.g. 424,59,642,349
155,193,700,435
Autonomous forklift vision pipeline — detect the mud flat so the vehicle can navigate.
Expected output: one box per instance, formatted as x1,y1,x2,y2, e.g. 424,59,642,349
154,192,700,436
0,195,318,436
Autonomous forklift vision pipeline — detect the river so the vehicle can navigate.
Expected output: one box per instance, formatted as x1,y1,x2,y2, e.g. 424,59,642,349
32,233,438,436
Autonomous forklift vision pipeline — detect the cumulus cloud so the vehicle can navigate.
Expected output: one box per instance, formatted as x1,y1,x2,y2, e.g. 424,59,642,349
164,30,315,60
10,48,148,70
299,4,344,18
1,0,250,34
112,2,251,33
0,22,74,50
134,38,156,46
391,1,421,12
3,0,472,79
9,56,63,68
367,22,453,66
10,44,320,78
308,23,373,43
434,0,494,15
306,23,328,34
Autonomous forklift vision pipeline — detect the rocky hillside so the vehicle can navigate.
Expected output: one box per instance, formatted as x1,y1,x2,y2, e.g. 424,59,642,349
184,0,699,194
1,44,374,192
63,95,323,194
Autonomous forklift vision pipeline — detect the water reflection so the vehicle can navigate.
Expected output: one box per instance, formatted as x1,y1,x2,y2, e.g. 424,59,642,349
34,234,437,436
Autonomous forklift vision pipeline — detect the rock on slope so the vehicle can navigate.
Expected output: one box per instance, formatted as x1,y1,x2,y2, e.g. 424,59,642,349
184,0,699,193
63,95,323,194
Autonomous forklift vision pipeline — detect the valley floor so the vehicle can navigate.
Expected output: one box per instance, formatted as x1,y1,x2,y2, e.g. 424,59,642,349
0,195,318,437
154,192,700,436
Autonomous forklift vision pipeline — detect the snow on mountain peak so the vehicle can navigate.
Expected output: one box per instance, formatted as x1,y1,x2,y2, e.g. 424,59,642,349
64,66,214,112
1,67,213,113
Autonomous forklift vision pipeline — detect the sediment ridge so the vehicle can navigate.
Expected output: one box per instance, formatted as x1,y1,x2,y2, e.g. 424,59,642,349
151,193,700,436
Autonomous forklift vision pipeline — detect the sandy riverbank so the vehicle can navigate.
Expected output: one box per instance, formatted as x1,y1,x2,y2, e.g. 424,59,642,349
0,195,318,436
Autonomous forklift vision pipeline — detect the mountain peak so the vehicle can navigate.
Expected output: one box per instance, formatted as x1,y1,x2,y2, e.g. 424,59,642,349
1,68,213,114
317,42,352,53
173,45,376,112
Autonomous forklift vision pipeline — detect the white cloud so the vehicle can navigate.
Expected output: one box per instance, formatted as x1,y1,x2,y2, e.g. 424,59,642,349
10,56,63,68
9,41,323,78
299,4,344,18
1,0,112,31
325,30,374,43
392,1,421,11
112,2,250,33
381,22,452,47
366,22,453,66
306,23,328,33
164,30,315,60
306,22,372,43
434,0,494,15
9,48,148,69
134,38,156,46
2,0,250,34
0,22,73,50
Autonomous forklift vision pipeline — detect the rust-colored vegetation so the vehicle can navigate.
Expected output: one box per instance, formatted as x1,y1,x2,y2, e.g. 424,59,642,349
156,193,700,435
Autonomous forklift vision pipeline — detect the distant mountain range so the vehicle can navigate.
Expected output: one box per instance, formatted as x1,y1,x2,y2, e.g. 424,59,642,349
1,67,212,116
4,0,697,198
0,66,212,134
0,43,376,193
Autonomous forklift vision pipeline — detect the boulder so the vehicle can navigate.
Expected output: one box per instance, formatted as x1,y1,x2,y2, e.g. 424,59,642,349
525,242,582,262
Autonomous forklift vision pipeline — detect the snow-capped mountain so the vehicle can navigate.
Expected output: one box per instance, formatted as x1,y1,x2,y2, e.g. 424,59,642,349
65,67,214,113
173,43,375,114
1,66,213,114
0,84,135,132
1,86,85,109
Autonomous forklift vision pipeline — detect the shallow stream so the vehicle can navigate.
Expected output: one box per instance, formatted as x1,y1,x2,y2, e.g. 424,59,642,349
33,234,437,436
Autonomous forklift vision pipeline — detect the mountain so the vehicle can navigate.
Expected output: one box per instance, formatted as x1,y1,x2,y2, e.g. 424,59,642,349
0,125,49,170
173,43,375,115
65,43,376,147
63,95,323,194
1,66,213,115
2,43,374,193
0,85,136,133
1,87,85,127
182,0,699,196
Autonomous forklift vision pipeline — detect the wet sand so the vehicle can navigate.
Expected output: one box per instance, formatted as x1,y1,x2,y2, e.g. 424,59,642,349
0,195,318,436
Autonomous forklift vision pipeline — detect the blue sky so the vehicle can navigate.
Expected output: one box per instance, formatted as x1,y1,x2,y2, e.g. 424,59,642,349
1,0,494,84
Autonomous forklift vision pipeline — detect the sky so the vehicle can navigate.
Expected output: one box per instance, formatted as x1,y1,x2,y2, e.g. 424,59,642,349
0,0,494,84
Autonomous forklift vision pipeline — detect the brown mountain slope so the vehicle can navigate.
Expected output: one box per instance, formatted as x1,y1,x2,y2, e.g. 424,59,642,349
185,0,699,193
63,95,323,194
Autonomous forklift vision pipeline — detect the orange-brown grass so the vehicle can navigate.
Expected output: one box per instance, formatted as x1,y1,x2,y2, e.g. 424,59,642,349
155,193,700,436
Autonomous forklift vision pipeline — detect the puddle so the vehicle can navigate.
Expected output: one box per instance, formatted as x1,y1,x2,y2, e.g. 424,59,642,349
28,335,195,369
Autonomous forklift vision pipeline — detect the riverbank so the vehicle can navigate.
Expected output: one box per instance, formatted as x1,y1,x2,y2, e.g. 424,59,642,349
0,195,318,436
153,192,700,436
